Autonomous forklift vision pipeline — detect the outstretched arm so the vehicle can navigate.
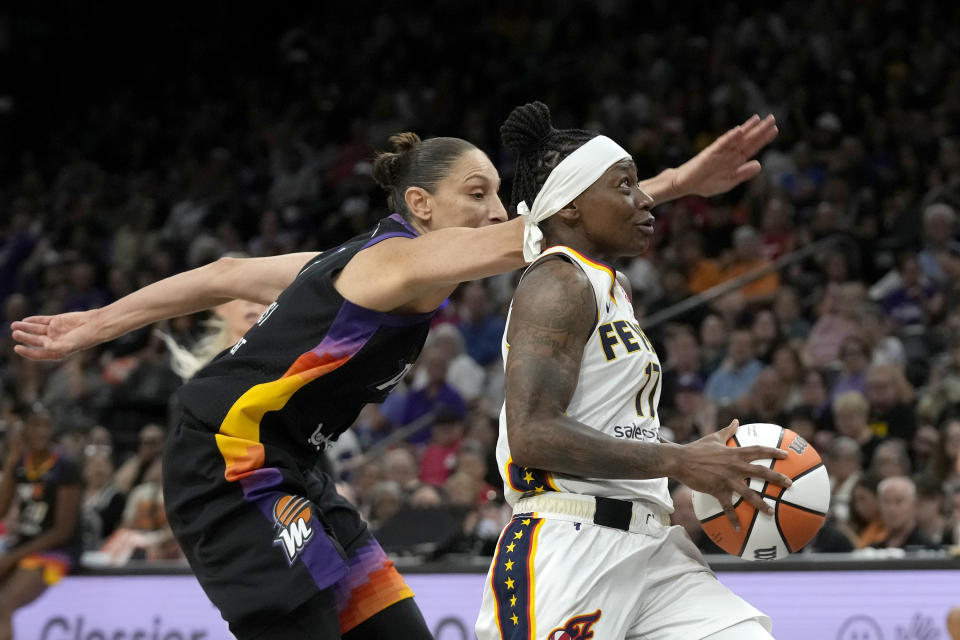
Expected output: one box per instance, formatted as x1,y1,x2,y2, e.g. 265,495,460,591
504,258,790,527
12,252,317,361
640,114,779,205
333,216,527,313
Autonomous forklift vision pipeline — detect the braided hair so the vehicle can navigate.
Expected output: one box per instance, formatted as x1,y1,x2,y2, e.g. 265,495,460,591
371,133,476,220
500,101,597,209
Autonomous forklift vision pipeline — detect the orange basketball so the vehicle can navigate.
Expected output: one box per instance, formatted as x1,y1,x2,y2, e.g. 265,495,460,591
691,423,829,560
274,495,311,526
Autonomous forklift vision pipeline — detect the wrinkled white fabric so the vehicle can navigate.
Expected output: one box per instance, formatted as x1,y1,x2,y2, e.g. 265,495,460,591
517,135,631,261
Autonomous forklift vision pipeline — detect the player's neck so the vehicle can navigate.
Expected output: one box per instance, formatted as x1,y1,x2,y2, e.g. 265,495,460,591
542,232,611,266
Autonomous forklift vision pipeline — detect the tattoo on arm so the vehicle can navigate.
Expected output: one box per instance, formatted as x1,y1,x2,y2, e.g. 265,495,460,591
505,259,669,480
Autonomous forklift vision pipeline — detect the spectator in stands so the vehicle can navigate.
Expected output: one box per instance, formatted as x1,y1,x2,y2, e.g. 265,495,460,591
859,303,907,369
668,376,716,444
831,335,871,402
917,203,960,288
848,473,888,549
946,482,960,548
87,425,113,451
805,514,856,553
804,282,864,369
104,335,180,452
786,406,818,446
113,424,165,494
660,326,704,411
408,483,444,508
452,442,498,505
456,281,506,367
412,324,485,406
720,226,780,305
740,368,789,426
917,336,960,425
382,449,422,498
833,392,882,475
63,260,109,313
771,344,804,409
910,424,941,478
866,364,918,441
0,406,82,638
418,412,466,487
676,232,723,294
704,329,764,407
772,286,810,344
872,476,934,550
750,309,781,364
869,439,912,480
443,471,480,509
80,448,125,550
882,252,944,333
56,426,91,465
698,313,729,375
99,466,179,564
926,417,960,489
759,197,795,261
365,481,405,531
915,475,952,546
395,345,468,446
350,460,384,509
825,436,863,524
39,347,108,432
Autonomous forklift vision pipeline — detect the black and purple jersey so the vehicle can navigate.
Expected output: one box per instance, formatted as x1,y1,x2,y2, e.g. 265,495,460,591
165,214,436,625
177,214,434,476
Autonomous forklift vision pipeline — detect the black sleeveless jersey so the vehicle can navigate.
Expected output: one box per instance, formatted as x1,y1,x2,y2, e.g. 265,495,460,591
177,214,434,475
12,451,82,557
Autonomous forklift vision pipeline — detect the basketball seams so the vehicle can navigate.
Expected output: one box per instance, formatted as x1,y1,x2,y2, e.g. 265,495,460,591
783,461,824,485
693,424,828,559
773,499,793,552
777,500,828,517
758,428,786,501
735,507,760,557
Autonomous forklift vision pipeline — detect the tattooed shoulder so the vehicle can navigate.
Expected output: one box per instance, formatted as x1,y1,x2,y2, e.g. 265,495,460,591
508,257,596,341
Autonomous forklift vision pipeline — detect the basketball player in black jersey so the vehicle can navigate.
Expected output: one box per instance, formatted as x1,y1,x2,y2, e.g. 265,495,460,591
12,119,778,639
0,407,82,640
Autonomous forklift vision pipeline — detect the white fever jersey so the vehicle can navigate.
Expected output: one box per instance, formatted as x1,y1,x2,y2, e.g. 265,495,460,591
496,245,672,512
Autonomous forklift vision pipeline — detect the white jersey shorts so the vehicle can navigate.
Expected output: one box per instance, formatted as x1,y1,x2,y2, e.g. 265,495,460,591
476,493,772,640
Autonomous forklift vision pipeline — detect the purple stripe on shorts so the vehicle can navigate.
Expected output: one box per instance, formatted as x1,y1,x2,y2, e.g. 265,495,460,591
238,467,348,590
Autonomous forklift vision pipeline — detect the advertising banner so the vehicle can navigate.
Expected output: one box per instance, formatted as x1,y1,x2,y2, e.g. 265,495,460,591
14,570,960,639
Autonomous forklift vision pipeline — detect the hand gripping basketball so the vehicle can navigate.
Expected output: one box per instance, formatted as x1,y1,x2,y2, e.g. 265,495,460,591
691,422,830,560
673,420,792,532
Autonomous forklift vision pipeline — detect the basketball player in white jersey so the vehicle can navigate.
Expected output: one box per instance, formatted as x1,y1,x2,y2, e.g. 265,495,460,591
476,103,788,640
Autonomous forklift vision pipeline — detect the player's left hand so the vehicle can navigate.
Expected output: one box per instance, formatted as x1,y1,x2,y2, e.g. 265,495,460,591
672,114,779,198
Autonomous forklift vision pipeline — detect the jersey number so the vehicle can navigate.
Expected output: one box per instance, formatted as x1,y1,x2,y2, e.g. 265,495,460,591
634,362,661,419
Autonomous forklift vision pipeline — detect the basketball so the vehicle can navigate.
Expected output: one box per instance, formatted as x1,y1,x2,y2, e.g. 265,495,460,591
691,423,830,561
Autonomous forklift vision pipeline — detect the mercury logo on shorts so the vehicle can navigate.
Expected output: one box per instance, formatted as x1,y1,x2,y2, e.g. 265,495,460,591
272,495,314,564
547,609,602,640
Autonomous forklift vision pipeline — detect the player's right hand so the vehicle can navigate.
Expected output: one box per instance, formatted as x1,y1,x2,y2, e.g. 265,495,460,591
11,310,101,361
672,420,792,531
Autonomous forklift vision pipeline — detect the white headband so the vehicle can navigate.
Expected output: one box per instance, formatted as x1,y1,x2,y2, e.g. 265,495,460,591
516,135,631,262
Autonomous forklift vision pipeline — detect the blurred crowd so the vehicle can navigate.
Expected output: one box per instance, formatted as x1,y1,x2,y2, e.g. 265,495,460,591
2,0,960,567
